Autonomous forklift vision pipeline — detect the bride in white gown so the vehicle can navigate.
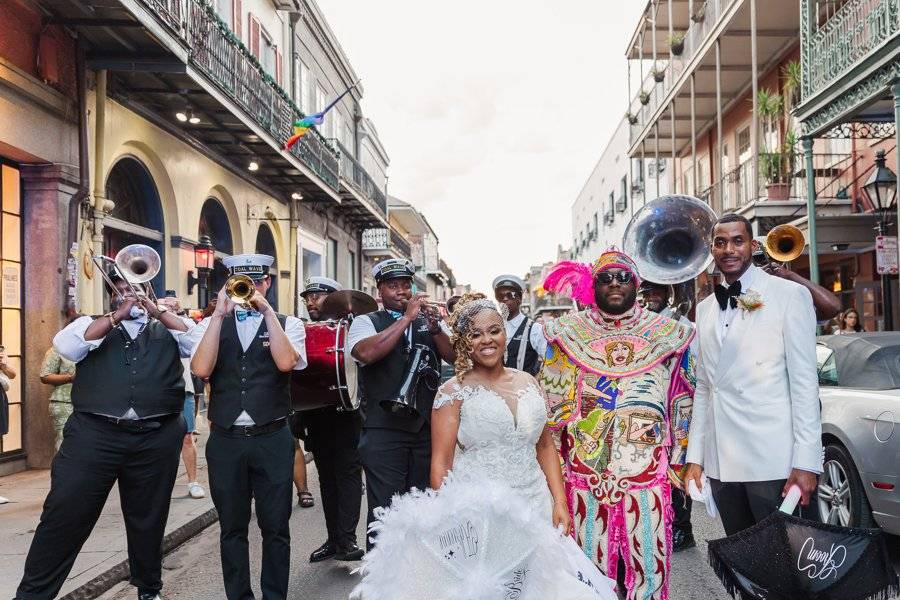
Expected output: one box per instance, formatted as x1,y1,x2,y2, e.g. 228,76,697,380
352,294,617,600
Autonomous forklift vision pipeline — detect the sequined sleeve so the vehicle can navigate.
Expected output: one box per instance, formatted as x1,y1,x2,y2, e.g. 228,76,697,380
667,347,695,485
539,342,579,430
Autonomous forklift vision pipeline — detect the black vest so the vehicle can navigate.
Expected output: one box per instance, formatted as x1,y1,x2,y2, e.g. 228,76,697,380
71,319,184,416
208,314,292,427
358,311,439,433
505,317,542,376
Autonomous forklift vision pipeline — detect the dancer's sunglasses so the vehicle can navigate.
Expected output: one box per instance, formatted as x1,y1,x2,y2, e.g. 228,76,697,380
595,271,634,284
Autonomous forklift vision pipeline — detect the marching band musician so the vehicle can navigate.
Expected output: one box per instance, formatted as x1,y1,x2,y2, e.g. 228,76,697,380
347,258,455,548
16,276,192,600
299,277,365,563
188,254,307,600
492,274,547,375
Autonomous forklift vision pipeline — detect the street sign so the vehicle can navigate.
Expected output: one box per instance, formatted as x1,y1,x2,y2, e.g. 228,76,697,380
876,235,898,275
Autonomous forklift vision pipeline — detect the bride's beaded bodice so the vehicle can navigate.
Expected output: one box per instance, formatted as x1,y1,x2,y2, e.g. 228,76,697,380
434,374,550,512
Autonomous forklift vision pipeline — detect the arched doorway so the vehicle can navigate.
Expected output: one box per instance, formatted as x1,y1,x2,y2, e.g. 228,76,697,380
255,224,278,310
104,157,165,295
199,198,234,294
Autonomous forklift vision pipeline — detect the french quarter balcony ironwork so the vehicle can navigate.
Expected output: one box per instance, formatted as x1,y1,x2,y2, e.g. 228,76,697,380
697,152,857,212
137,0,340,191
336,141,388,216
361,228,412,259
801,0,900,102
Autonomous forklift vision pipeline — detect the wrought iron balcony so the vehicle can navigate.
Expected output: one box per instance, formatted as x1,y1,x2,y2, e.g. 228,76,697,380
361,228,412,259
139,0,340,190
336,141,387,216
697,152,857,213
801,0,900,102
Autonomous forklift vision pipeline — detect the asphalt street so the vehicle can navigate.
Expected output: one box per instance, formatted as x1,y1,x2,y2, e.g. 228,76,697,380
98,465,890,600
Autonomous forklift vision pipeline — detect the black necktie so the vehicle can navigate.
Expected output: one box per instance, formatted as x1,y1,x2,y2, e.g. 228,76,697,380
714,280,742,311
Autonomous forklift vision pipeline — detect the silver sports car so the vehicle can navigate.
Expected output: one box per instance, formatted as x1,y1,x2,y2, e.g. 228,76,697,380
816,333,900,534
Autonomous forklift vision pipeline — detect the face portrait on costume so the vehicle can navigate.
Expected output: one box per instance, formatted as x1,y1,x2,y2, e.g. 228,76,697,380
605,341,634,367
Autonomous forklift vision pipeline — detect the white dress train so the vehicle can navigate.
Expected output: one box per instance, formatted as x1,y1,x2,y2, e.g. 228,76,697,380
351,371,618,600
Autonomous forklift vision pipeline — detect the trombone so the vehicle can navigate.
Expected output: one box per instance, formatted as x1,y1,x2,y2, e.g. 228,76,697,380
91,244,161,302
753,224,805,267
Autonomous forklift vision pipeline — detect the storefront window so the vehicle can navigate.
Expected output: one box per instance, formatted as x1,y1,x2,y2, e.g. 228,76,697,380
0,163,23,456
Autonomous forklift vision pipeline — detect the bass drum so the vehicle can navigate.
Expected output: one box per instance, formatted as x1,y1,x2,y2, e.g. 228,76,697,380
291,318,359,412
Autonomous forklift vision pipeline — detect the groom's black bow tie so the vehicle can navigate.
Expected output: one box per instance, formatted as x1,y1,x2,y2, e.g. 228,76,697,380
714,280,742,311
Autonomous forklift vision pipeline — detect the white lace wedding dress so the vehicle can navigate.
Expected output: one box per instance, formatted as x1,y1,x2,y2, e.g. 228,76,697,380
435,374,554,516
351,370,618,600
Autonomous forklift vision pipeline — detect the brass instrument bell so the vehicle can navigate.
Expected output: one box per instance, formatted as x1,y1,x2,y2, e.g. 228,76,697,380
225,274,256,309
763,224,805,263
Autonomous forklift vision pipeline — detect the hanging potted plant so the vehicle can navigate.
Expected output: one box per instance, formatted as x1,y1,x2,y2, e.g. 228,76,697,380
651,64,666,83
639,90,650,105
668,32,686,56
626,112,638,125
755,88,796,200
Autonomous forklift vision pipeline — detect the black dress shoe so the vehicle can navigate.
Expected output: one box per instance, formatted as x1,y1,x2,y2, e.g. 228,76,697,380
309,541,337,563
334,543,364,561
672,529,696,552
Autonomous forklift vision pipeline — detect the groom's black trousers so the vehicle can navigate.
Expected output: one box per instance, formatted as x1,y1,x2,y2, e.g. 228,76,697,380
710,478,820,536
358,427,431,550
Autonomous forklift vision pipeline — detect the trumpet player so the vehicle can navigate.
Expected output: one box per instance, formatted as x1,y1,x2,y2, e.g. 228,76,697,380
16,275,192,600
346,258,454,548
187,254,307,600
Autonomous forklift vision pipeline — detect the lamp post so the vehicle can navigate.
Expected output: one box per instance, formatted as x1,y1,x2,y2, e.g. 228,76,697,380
187,235,216,309
863,149,898,330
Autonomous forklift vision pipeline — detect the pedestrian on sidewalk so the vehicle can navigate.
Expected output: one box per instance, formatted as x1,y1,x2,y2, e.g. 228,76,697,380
39,346,75,450
189,254,306,600
15,275,192,600
159,296,206,500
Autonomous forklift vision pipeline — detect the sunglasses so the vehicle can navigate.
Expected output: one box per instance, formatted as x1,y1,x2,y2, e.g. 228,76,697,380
595,271,634,284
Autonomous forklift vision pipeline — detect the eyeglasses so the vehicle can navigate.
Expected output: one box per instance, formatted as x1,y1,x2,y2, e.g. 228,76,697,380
595,271,634,285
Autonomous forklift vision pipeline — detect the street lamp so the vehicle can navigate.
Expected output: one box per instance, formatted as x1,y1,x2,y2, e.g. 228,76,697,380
864,149,898,330
187,235,216,309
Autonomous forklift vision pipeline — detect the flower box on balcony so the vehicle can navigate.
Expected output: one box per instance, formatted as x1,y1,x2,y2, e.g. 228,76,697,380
639,91,650,105
766,183,791,201
652,68,665,83
668,32,685,56
626,112,638,125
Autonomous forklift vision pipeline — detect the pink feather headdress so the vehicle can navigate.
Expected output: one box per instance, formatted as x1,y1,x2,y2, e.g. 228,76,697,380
543,248,642,307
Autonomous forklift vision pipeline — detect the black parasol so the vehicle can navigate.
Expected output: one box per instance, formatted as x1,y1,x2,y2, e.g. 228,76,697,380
708,511,898,600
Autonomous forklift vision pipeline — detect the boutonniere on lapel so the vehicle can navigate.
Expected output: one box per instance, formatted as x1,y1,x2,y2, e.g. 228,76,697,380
736,289,764,315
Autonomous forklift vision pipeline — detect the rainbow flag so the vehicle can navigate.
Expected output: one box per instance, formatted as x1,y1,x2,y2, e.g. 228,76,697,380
284,81,359,151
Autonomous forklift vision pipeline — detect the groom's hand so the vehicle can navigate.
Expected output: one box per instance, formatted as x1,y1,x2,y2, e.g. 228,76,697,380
683,463,704,492
783,468,818,506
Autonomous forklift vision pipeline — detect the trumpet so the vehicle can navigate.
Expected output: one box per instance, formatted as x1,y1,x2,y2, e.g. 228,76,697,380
225,274,256,309
91,243,161,302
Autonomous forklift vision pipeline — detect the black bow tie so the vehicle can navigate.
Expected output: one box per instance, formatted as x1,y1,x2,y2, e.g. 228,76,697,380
714,280,742,311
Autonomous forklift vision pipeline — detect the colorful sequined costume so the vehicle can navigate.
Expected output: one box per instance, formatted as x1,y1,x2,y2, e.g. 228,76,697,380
541,306,694,600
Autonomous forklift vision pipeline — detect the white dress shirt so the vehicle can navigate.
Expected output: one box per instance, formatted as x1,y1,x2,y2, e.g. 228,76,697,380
716,265,760,344
505,312,548,358
53,314,195,419
184,310,307,426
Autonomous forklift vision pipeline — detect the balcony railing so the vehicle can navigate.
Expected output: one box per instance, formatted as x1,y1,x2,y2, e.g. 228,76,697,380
336,141,387,217
802,0,900,101
138,0,340,190
361,228,412,258
697,152,856,212
628,0,732,145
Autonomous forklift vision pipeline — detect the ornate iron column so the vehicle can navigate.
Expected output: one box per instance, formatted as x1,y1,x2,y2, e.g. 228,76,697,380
802,136,819,284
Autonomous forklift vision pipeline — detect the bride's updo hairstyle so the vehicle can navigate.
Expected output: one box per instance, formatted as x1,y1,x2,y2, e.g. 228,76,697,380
447,292,507,377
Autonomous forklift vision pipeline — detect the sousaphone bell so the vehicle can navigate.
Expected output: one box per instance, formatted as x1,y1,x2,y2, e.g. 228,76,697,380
753,224,806,266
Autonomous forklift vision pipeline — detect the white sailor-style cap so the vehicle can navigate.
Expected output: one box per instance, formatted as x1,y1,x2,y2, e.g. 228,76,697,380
372,258,415,283
301,276,342,297
492,274,525,292
222,253,274,280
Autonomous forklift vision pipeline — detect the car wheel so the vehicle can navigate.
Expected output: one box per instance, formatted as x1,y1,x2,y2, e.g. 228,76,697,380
817,444,875,528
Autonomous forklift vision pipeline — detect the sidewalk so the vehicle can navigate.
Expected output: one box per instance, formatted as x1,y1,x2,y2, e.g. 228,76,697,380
0,416,217,600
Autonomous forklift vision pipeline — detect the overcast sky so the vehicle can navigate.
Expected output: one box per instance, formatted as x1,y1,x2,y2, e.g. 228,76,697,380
322,1,646,294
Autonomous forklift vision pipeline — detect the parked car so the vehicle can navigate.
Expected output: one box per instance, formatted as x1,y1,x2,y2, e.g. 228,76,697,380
815,333,900,534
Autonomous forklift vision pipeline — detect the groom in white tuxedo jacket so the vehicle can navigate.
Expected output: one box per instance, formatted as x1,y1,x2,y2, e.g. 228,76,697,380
684,214,822,536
